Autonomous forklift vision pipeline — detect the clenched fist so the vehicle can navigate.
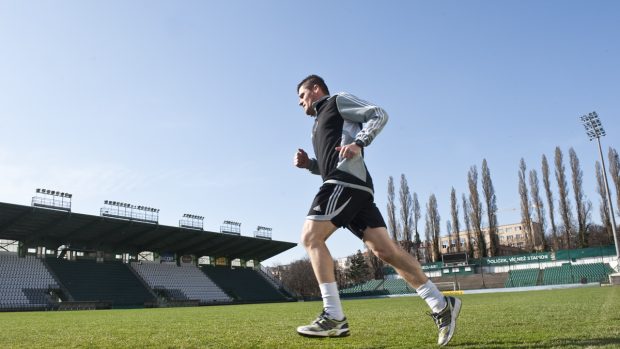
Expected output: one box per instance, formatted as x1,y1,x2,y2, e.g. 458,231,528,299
294,148,311,169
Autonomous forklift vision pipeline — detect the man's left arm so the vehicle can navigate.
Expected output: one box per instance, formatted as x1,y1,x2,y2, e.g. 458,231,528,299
335,92,389,148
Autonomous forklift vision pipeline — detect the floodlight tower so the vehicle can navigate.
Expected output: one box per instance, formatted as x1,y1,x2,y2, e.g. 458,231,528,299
180,214,204,230
580,111,619,268
254,226,273,240
32,188,73,211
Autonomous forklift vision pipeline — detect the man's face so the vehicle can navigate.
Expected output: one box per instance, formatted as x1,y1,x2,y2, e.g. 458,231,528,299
298,84,323,116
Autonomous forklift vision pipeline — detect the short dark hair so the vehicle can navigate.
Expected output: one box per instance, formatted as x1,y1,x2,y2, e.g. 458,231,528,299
297,74,330,95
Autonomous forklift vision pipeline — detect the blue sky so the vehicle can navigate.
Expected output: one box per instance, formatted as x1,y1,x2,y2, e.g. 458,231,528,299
1,1,618,266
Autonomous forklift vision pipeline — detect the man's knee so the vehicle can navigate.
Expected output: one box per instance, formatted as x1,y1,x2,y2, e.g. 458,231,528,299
363,227,399,263
300,220,336,248
370,243,399,263
300,227,319,248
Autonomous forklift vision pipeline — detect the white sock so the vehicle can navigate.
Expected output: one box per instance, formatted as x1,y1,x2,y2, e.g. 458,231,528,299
319,282,345,320
416,280,447,313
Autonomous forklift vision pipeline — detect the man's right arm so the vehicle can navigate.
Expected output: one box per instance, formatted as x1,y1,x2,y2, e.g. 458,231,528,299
306,158,320,175
294,149,320,175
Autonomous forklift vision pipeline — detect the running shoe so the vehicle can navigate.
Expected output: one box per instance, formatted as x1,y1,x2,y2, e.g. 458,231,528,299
431,296,461,346
296,310,350,338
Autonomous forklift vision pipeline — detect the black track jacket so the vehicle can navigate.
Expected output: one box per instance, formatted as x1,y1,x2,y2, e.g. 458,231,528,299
306,92,389,195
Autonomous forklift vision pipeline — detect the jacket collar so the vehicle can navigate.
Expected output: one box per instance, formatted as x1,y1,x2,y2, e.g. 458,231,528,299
311,95,330,116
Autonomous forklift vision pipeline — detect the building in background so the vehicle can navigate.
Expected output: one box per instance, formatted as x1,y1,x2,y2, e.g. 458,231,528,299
439,222,544,256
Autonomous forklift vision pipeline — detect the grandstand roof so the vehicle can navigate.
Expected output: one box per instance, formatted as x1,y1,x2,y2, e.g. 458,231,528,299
0,202,296,261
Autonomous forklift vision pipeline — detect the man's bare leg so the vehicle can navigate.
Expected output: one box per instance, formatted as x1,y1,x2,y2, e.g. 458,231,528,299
362,226,445,310
300,219,339,283
363,226,461,346
296,219,350,338
362,226,428,287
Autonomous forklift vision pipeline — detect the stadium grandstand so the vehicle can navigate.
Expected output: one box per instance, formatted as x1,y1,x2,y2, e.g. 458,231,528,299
341,247,618,297
0,196,297,312
2,191,618,311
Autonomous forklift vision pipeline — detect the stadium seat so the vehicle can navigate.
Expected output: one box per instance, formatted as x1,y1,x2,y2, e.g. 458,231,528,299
201,266,288,302
45,258,155,307
132,262,231,304
505,268,540,287
0,253,59,310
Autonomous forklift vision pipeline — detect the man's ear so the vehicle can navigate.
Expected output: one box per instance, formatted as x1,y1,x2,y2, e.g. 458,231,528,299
312,84,322,95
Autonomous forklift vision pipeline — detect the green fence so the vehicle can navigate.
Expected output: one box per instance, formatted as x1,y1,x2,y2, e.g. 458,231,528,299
412,245,616,269
555,245,616,261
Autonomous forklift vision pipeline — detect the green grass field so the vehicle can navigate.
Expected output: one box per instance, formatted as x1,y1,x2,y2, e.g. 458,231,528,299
0,286,618,348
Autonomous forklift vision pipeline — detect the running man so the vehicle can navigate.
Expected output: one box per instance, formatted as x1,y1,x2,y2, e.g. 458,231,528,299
293,75,461,346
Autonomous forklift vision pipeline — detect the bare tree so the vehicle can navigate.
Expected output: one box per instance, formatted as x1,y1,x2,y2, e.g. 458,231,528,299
450,188,461,252
446,220,452,252
569,148,591,248
387,176,399,241
481,159,499,256
424,211,432,263
542,154,559,250
596,161,613,244
468,166,486,257
462,194,474,258
555,147,574,248
279,258,319,298
427,194,441,262
412,193,422,259
529,169,548,250
519,158,534,251
588,224,614,246
609,147,620,218
399,174,413,254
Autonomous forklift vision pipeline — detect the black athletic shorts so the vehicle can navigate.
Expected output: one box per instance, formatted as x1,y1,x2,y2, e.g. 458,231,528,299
306,183,387,239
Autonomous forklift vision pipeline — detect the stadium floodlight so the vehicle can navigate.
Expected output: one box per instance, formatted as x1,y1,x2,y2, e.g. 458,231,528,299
580,111,619,267
32,188,72,212
180,213,205,230
254,226,273,240
220,220,242,235
183,214,204,221
101,199,159,224
36,188,72,198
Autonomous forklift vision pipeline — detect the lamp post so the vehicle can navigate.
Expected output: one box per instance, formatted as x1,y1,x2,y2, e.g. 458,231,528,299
580,111,619,269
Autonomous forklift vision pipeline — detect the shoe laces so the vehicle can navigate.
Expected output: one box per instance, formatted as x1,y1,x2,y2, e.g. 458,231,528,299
312,310,335,329
429,305,451,328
